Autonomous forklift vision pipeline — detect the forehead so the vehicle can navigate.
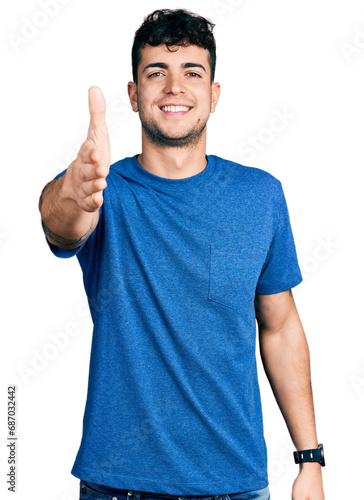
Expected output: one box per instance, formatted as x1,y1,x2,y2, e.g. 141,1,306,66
139,44,211,70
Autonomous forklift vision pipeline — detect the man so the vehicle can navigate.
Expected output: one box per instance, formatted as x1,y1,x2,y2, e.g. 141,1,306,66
38,9,325,500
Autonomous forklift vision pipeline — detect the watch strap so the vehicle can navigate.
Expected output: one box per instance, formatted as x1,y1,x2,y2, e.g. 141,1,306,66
293,444,325,465
294,448,321,463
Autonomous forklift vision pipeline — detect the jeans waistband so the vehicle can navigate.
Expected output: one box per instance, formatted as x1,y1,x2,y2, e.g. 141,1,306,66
81,481,230,500
81,481,269,500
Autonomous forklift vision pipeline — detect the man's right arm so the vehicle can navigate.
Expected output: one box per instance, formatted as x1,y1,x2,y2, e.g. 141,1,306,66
38,86,111,250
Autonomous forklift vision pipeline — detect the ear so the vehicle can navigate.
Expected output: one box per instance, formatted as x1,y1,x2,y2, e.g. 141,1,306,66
127,81,139,112
210,81,221,113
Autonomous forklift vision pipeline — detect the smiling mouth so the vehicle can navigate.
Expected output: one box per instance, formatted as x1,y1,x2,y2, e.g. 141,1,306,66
160,105,192,114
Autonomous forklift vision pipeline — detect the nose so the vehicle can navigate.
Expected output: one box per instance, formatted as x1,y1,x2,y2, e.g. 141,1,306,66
163,73,185,95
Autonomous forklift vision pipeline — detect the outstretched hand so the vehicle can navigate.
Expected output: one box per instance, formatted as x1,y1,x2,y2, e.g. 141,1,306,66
63,86,111,212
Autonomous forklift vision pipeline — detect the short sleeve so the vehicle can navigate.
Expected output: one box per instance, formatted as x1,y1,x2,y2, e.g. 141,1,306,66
256,182,303,294
43,169,100,259
45,233,92,259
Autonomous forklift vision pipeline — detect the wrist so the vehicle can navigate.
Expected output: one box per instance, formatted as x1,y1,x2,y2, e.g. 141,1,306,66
295,439,319,450
299,462,322,472
294,443,325,468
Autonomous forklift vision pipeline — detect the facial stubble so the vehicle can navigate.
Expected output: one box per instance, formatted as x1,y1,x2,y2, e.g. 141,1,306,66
136,92,210,149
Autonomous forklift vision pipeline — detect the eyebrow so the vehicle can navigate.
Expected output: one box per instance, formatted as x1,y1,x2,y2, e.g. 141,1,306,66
142,62,207,73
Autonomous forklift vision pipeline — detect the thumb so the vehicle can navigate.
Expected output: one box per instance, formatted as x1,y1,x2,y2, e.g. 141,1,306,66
88,86,107,136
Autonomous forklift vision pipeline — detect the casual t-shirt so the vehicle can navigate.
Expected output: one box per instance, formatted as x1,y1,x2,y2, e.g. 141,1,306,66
46,154,303,495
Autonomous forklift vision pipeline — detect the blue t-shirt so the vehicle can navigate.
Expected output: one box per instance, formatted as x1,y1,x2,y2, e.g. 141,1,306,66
46,154,303,494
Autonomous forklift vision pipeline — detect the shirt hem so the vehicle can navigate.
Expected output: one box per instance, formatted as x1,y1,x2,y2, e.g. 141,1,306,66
71,464,269,495
256,275,303,295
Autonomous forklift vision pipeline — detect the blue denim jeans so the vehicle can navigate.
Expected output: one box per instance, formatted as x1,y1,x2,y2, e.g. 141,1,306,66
79,480,270,500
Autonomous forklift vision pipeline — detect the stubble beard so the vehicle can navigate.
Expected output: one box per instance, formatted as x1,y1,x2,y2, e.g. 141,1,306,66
137,95,209,149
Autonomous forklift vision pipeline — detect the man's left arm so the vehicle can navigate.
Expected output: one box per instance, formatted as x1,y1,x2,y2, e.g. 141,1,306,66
255,289,325,500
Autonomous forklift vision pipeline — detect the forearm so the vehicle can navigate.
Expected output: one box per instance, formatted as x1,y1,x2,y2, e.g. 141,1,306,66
39,87,110,250
39,172,97,249
258,317,319,451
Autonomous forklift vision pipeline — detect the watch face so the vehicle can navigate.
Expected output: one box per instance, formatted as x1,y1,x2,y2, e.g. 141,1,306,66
319,444,325,466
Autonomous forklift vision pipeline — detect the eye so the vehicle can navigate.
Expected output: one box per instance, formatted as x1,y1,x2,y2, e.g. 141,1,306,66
148,72,164,78
187,72,202,78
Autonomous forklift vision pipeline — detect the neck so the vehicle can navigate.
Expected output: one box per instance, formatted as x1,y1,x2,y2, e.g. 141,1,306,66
138,130,208,179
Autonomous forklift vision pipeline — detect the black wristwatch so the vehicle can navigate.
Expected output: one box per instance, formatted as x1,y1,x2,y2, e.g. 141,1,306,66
293,443,325,466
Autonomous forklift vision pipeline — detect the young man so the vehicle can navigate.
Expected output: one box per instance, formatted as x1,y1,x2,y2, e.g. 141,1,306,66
39,9,325,500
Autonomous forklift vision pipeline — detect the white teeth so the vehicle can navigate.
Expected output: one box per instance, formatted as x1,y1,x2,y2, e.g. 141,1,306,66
161,106,190,112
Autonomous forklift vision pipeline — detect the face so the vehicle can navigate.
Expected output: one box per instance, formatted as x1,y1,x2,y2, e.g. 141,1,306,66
128,44,220,149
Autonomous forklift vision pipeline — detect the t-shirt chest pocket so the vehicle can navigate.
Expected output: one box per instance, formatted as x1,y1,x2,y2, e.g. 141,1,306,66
208,243,266,309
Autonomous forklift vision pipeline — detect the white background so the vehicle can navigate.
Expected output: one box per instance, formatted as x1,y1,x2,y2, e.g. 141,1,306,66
1,0,364,499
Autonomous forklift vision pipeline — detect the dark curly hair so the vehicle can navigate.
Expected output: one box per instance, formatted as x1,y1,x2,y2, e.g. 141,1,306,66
132,9,216,84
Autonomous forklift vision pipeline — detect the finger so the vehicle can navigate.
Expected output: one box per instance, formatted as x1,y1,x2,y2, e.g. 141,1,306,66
88,86,107,137
81,178,107,197
90,191,104,208
82,191,104,212
78,163,109,182
79,140,103,164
